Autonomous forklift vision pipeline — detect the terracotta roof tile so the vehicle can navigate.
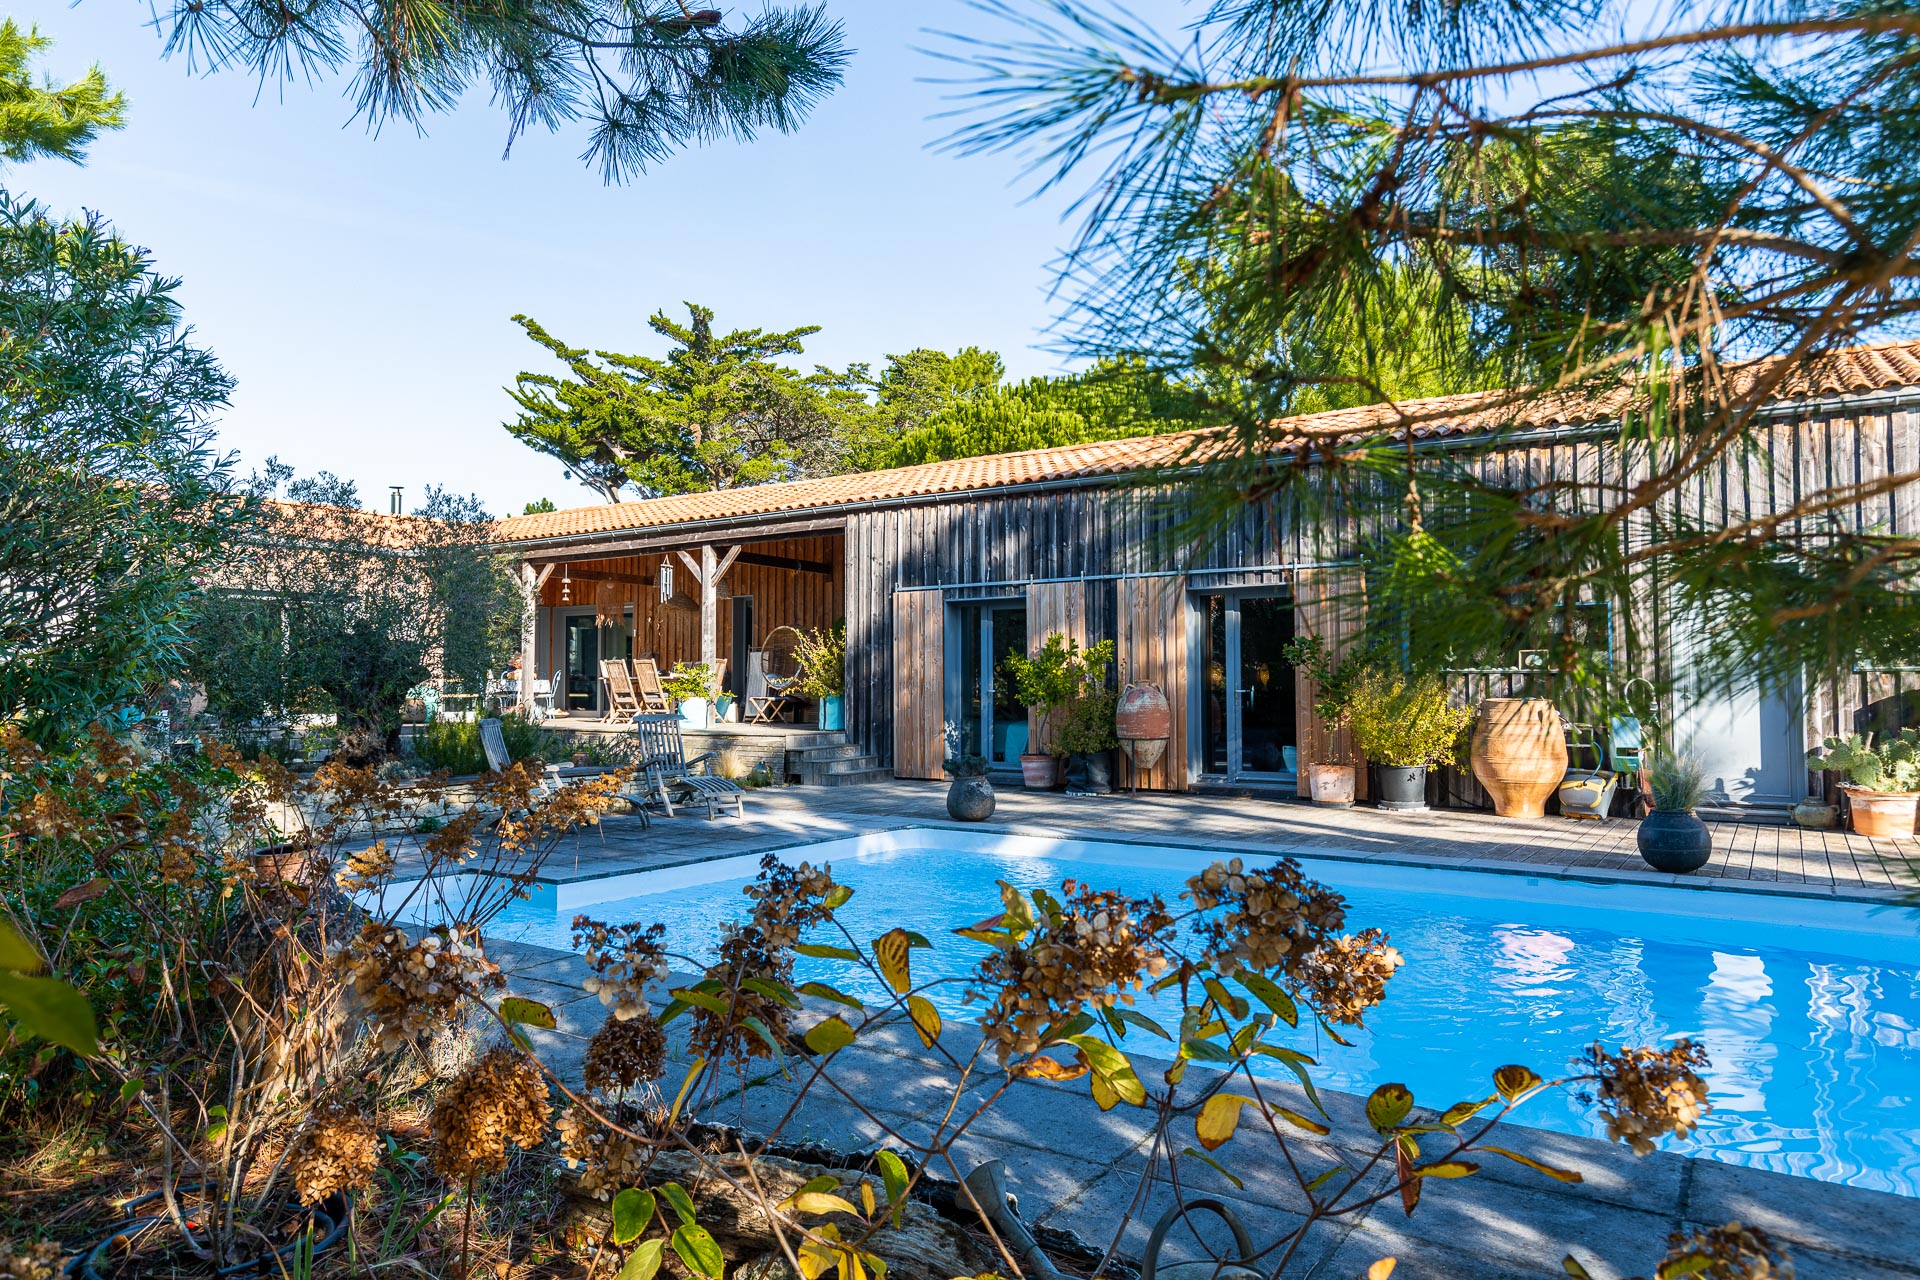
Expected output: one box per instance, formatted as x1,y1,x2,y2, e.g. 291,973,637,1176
494,339,1920,545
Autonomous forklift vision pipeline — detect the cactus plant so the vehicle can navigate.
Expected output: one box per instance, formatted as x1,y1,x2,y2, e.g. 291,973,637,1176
1807,730,1920,793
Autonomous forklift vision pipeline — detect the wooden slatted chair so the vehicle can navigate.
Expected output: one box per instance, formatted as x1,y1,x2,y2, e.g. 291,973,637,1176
479,718,642,833
631,659,672,713
631,712,745,820
601,660,642,721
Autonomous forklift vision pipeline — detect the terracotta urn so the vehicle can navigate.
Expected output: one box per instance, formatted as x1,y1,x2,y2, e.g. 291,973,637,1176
1115,682,1172,771
1308,762,1357,807
1469,698,1568,818
1019,753,1060,789
1841,786,1920,838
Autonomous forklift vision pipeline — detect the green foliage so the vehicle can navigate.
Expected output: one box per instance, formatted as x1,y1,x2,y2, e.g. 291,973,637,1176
661,662,715,704
506,306,858,501
1002,635,1115,756
790,622,846,699
145,1,848,181
943,753,989,778
522,497,557,515
0,194,239,742
1348,671,1474,768
1058,681,1118,755
1647,751,1710,813
412,714,563,775
1808,730,1920,793
1281,635,1376,743
0,20,125,165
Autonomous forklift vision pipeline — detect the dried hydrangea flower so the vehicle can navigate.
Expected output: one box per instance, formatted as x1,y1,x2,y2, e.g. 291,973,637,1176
1294,928,1403,1026
335,839,396,892
334,923,503,1052
287,1099,380,1205
429,1045,551,1183
742,856,842,948
1657,1222,1793,1279
573,917,669,1021
0,1240,62,1280
556,1105,650,1201
1184,857,1349,978
582,1013,668,1094
972,882,1174,1063
1586,1040,1712,1156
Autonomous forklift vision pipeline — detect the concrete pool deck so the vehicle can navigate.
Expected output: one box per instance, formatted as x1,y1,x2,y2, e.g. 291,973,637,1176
455,785,1920,1280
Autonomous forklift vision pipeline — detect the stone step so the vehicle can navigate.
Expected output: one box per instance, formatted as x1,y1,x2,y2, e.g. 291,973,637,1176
801,766,892,787
789,742,865,762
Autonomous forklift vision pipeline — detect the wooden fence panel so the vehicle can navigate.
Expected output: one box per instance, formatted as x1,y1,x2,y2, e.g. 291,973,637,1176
891,589,946,779
1292,567,1369,800
1115,575,1188,790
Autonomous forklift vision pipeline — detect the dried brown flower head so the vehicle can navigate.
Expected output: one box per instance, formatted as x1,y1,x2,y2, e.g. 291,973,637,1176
1185,858,1349,978
335,839,397,892
573,916,669,1021
742,856,843,948
582,1013,668,1094
973,881,1174,1063
287,1099,380,1205
335,924,503,1052
1294,928,1403,1026
1587,1040,1712,1156
0,1240,61,1280
428,1045,552,1183
556,1105,650,1201
690,925,792,1065
1656,1222,1793,1279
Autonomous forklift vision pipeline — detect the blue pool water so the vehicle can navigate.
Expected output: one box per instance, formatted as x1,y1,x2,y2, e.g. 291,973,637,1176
476,832,1920,1196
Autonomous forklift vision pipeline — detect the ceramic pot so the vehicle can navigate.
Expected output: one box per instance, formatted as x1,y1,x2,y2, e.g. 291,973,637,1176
1065,750,1114,796
1019,753,1060,789
1470,698,1568,818
1637,810,1713,872
1841,786,1920,838
1308,762,1356,807
1116,683,1171,770
679,696,710,729
1790,799,1837,830
819,694,845,732
1374,764,1428,812
947,774,995,821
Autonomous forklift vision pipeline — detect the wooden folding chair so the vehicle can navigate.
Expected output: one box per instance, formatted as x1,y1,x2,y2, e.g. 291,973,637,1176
600,660,642,721
630,713,746,820
631,659,672,713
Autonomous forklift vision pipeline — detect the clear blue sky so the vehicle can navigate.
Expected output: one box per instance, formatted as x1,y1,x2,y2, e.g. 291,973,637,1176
8,0,1185,516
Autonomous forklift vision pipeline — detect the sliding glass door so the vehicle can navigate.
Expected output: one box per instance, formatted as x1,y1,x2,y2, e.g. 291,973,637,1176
951,600,1029,773
1198,591,1299,783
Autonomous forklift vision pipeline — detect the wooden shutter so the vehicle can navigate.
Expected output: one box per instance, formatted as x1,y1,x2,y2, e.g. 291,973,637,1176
1025,581,1089,753
1115,575,1188,791
891,589,946,780
1292,568,1368,799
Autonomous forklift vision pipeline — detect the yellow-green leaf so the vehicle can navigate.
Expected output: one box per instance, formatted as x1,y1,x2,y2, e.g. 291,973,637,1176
1366,1083,1414,1134
743,977,801,1008
798,982,863,1010
1440,1096,1498,1129
1201,976,1249,1021
668,1060,706,1127
795,943,859,961
874,1150,909,1228
1179,1147,1244,1190
0,971,98,1057
872,929,913,995
618,1238,665,1280
1195,1092,1253,1152
1481,1146,1584,1184
1414,1161,1479,1179
1562,1256,1596,1279
789,1192,860,1217
660,1181,698,1227
612,1188,656,1245
905,995,941,1047
1275,1106,1330,1136
671,987,733,1016
826,884,855,909
804,1015,857,1056
1493,1065,1543,1102
671,1224,724,1280
500,996,556,1031
0,921,41,973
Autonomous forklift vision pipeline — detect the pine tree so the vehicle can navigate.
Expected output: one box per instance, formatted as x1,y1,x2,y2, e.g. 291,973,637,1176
0,21,124,165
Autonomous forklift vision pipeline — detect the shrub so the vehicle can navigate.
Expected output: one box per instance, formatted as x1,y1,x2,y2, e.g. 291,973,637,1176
660,662,715,704
790,621,847,699
1281,634,1378,761
1004,634,1115,756
412,714,561,775
1349,670,1474,768
1808,729,1920,793
1648,750,1710,812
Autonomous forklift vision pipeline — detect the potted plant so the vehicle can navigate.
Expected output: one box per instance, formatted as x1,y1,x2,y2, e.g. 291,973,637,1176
1348,670,1474,813
1808,730,1920,837
792,621,848,731
1058,642,1120,796
662,662,716,729
1281,634,1372,806
1001,632,1084,789
944,752,995,821
1637,750,1714,871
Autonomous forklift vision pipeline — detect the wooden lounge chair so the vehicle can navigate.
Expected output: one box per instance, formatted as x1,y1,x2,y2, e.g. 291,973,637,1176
600,660,642,721
631,712,745,819
479,718,643,832
631,659,672,713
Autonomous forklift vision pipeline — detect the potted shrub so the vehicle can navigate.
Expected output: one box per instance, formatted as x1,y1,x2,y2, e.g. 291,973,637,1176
1059,643,1120,796
1637,750,1714,871
1348,670,1474,813
1808,730,1920,837
944,752,995,821
662,662,716,729
792,621,848,731
1001,632,1084,789
1281,634,1371,806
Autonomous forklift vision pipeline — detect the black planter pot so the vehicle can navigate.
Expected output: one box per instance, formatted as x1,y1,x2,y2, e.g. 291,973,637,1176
1373,764,1429,812
1064,750,1114,796
1636,810,1713,872
946,775,995,822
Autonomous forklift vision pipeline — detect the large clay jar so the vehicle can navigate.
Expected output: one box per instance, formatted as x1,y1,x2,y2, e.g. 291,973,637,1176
1470,698,1568,818
1116,682,1173,771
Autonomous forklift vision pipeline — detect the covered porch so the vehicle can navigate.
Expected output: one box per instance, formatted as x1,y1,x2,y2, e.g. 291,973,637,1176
513,531,843,725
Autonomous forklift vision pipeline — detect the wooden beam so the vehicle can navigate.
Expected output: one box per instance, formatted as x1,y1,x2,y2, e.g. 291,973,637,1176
733,550,832,576
676,549,702,589
560,568,655,586
700,544,719,673
522,517,847,560
533,563,556,591
713,544,742,582
519,564,537,713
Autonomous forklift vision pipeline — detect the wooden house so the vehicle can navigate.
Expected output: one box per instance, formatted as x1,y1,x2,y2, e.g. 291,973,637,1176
493,341,1920,817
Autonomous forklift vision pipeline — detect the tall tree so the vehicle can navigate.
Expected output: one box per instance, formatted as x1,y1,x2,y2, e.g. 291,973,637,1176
0,20,124,163
148,0,847,180
505,304,854,499
949,0,1920,693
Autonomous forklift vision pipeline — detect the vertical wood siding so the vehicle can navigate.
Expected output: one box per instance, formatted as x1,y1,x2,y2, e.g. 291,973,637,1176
1115,574,1189,790
891,589,946,779
1291,567,1369,800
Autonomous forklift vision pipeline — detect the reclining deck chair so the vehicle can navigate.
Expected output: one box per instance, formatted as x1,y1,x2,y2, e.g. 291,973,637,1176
631,712,746,819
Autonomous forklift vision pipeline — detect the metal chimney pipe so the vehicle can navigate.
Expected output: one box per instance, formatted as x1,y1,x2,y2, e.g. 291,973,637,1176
389,485,403,515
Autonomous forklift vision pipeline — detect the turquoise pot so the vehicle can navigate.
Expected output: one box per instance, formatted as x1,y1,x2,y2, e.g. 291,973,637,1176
819,694,845,731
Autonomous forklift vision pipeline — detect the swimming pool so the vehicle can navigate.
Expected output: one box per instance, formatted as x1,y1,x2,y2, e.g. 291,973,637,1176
437,829,1920,1197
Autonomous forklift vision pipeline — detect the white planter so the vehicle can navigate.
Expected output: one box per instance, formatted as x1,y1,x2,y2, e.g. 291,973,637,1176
679,697,711,730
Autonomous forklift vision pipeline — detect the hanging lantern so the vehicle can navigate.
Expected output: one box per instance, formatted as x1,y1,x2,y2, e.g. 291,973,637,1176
559,563,572,603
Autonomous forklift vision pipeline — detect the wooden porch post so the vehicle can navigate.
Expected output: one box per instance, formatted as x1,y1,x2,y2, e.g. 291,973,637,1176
700,544,718,672
518,562,538,712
